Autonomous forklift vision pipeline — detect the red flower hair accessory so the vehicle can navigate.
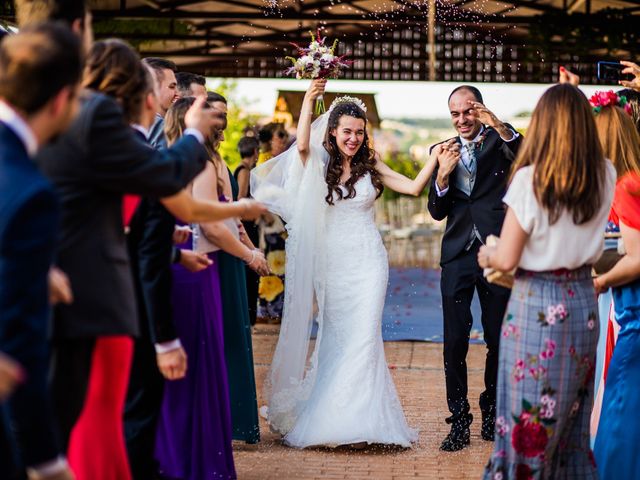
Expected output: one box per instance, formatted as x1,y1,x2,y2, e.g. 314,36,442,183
589,90,633,115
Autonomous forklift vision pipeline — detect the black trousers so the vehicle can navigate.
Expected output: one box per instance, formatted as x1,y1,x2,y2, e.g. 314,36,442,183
50,337,95,451
0,406,26,480
123,337,164,480
440,241,511,423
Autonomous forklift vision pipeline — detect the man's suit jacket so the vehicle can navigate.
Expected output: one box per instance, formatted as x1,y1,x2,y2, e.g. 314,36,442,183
37,91,208,339
148,114,168,150
127,197,177,344
428,126,523,265
0,124,61,467
126,129,179,344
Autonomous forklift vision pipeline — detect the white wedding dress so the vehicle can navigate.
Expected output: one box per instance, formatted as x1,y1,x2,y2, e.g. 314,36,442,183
284,173,417,448
251,111,417,449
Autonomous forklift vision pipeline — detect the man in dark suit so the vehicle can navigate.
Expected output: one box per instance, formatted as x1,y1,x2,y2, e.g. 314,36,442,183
144,57,178,149
124,67,233,479
39,92,217,448
176,71,207,99
14,3,221,454
0,23,81,480
428,85,523,451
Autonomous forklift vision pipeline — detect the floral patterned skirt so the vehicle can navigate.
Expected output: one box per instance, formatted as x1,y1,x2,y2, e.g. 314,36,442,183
483,267,599,480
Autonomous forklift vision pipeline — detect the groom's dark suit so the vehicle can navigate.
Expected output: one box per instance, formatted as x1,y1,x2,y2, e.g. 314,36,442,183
428,125,522,429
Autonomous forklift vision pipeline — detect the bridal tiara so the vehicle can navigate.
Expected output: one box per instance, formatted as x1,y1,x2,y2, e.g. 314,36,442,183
328,95,368,114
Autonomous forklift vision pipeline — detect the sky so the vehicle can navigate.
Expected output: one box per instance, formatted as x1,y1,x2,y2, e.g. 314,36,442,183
207,77,617,120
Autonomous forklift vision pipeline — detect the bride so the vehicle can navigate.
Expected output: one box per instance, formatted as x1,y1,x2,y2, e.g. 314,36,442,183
252,79,456,448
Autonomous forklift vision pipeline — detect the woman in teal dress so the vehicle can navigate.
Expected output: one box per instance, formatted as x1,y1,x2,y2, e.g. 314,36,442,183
201,100,269,442
218,165,263,443
592,95,640,478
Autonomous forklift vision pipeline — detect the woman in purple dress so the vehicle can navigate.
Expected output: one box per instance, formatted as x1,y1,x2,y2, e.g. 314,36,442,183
154,98,236,479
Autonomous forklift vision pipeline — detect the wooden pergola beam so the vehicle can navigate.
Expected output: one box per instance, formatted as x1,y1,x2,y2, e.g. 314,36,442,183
90,7,538,24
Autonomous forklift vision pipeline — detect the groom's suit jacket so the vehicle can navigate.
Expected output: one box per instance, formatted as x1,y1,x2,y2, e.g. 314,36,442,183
428,125,523,265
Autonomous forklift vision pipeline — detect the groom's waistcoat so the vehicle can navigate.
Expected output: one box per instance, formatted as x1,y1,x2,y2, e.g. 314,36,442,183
427,125,523,265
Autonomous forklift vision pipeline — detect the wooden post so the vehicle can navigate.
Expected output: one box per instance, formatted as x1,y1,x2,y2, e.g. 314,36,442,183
428,0,436,81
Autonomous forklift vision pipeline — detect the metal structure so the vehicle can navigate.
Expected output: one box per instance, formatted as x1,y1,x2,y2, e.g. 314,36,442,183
2,0,638,83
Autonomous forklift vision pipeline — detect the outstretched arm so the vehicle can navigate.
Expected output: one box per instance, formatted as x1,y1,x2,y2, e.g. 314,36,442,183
297,79,327,166
374,144,444,197
192,162,270,275
161,190,266,223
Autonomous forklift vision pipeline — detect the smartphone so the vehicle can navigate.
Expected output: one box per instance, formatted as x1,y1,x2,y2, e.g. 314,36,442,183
597,61,633,82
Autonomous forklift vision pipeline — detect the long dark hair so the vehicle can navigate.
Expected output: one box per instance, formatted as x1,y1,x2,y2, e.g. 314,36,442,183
510,84,606,225
323,102,383,205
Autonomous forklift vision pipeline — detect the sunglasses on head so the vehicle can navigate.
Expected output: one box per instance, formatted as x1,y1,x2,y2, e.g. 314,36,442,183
276,130,287,139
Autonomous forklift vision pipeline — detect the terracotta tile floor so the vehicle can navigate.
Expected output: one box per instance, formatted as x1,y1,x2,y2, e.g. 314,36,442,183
234,325,492,480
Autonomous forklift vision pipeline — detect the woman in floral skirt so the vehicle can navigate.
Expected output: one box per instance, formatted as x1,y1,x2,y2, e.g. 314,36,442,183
478,83,616,479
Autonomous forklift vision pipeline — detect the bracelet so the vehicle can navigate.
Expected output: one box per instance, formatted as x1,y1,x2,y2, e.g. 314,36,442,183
244,250,256,266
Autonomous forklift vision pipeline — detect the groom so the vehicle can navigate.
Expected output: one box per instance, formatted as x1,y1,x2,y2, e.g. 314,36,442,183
428,85,522,451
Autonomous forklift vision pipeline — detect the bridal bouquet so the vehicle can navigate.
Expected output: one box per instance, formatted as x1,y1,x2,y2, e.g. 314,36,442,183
285,30,351,114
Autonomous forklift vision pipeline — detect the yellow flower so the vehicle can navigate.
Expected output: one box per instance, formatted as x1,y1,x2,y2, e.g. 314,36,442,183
267,250,286,276
259,276,284,302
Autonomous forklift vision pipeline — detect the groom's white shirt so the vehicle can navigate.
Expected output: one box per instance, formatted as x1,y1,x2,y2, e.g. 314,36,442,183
435,126,519,197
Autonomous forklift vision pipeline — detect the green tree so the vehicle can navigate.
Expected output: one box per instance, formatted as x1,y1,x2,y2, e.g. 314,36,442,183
209,79,261,172
382,151,429,200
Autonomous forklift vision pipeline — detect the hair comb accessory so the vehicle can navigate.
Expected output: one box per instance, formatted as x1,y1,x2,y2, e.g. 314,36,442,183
590,90,633,116
328,95,367,114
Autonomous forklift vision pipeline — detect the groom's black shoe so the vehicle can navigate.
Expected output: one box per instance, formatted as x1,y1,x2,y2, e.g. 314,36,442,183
481,411,495,441
440,413,472,452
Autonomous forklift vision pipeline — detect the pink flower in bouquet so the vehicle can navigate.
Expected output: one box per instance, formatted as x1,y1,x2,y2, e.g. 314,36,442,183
285,30,352,113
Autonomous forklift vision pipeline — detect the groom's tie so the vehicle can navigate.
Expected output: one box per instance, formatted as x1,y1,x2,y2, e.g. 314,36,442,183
461,141,482,250
463,142,477,176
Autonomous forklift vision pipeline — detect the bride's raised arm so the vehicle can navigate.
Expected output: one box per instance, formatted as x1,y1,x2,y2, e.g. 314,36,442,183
374,141,459,196
297,79,327,165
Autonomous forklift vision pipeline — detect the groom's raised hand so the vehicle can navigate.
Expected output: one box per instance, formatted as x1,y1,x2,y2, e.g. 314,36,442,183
435,140,460,191
468,101,514,141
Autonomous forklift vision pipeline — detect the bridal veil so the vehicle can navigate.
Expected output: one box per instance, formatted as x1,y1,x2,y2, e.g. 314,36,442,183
250,113,330,434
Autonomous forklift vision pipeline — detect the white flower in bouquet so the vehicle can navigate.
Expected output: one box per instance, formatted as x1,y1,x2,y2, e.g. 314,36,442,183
285,29,353,114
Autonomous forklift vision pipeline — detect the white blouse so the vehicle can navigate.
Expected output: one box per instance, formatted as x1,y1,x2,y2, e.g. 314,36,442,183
503,162,616,271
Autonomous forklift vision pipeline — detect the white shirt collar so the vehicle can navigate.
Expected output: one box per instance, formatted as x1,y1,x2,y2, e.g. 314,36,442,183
131,123,150,139
460,125,485,146
0,100,38,157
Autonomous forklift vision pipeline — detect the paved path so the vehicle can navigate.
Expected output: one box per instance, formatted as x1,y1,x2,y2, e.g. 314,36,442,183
234,325,492,479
